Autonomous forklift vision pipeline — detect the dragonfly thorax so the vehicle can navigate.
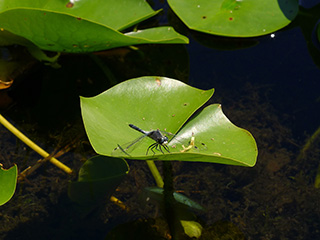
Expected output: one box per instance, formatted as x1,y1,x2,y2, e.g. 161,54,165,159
148,129,168,145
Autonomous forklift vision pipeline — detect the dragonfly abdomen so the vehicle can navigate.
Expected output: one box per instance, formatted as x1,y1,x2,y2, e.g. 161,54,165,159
129,124,147,134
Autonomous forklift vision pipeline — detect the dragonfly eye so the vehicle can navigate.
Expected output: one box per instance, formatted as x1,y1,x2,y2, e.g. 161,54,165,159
160,136,169,145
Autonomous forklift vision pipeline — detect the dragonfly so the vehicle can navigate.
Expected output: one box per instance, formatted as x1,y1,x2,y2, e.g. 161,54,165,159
113,124,171,156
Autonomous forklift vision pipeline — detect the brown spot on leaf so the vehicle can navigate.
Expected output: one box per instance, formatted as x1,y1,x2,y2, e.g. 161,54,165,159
66,2,74,8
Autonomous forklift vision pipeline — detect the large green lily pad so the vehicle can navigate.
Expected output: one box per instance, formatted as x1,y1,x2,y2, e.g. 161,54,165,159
168,0,299,37
0,0,188,52
0,164,17,206
81,77,257,166
0,0,157,30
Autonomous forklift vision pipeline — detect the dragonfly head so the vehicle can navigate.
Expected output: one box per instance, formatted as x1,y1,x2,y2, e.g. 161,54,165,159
159,136,169,145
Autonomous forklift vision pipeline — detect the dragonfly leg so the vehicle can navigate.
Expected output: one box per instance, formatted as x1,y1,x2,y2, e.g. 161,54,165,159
146,143,170,155
162,144,170,153
151,143,158,155
147,143,157,155
157,144,164,154
116,144,131,156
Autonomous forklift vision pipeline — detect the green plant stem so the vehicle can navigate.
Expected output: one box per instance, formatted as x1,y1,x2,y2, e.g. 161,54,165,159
296,125,320,188
163,161,183,240
0,114,73,174
315,165,320,188
297,125,320,161
146,160,164,188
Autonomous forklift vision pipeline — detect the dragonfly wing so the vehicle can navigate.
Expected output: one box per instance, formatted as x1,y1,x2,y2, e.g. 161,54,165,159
112,134,148,156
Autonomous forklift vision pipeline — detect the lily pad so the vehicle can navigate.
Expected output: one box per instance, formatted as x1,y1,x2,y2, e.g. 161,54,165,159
168,0,299,37
68,155,129,206
81,76,257,166
0,164,17,206
0,0,188,52
0,0,158,31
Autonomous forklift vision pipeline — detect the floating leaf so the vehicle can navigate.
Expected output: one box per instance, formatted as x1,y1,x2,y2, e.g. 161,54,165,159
0,1,188,52
81,77,257,166
168,0,299,37
0,164,17,206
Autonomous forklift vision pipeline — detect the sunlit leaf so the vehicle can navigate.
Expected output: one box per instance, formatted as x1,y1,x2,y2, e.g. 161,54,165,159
0,0,188,52
81,77,257,166
0,164,17,206
168,0,299,37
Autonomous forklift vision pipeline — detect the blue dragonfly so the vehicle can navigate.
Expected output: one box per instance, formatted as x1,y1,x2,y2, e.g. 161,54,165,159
112,124,207,157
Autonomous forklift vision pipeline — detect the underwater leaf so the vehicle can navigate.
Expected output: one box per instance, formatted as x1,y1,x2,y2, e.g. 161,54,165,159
68,156,128,206
180,220,203,239
168,0,299,37
143,186,204,238
143,187,205,211
81,77,257,166
0,164,17,206
0,1,188,52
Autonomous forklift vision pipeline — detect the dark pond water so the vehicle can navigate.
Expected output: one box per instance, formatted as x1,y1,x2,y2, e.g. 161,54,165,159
187,27,320,138
1,1,320,239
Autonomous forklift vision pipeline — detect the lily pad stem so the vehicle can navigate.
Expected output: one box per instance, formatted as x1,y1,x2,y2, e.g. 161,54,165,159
296,125,320,188
146,160,164,188
0,114,73,174
297,125,320,161
163,161,183,239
